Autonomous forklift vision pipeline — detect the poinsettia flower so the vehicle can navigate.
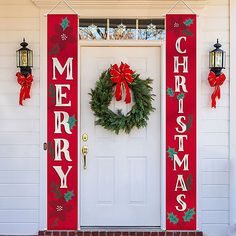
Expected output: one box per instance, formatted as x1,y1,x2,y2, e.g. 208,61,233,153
167,16,186,35
49,198,72,221
50,24,76,55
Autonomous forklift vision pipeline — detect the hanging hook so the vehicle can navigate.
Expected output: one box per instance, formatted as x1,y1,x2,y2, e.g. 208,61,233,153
44,0,80,17
163,0,199,17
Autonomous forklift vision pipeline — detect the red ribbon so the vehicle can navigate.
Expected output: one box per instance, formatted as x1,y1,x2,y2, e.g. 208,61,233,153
208,71,226,108
110,63,134,104
16,72,33,105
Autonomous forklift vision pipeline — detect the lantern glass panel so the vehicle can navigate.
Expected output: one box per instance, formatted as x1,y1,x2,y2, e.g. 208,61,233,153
215,51,223,67
16,50,20,67
20,50,28,67
209,52,215,68
28,50,33,67
223,51,226,68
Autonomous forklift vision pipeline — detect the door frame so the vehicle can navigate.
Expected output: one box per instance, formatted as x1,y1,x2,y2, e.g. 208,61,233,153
77,41,166,229
38,13,166,229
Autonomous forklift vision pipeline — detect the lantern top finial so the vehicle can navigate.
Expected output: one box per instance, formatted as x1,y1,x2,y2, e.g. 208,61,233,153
20,38,28,48
214,38,222,49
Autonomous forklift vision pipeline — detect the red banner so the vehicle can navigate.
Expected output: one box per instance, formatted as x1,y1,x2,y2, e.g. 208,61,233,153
47,14,78,230
166,14,197,230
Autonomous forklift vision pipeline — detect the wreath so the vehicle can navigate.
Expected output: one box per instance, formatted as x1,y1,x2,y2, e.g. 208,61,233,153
89,62,155,134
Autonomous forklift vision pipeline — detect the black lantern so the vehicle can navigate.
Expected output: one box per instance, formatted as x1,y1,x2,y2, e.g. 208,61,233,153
16,38,33,76
209,39,226,76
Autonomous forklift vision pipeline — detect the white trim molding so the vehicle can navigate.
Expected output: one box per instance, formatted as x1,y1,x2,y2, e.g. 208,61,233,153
32,0,208,9
230,0,236,227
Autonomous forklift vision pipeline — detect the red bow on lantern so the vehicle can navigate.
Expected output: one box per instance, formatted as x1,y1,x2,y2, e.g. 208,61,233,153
110,62,134,104
208,71,226,108
16,72,33,106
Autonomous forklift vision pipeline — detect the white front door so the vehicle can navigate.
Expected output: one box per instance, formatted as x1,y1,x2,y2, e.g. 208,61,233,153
80,46,161,226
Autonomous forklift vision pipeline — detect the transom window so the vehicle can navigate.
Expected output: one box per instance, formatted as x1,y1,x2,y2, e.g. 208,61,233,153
79,18,165,40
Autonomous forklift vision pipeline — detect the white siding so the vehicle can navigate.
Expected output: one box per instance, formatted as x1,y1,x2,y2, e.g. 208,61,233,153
0,0,232,235
0,0,40,235
199,0,230,236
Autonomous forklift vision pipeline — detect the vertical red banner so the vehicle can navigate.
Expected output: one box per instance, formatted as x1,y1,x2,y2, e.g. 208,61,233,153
166,14,197,230
47,14,78,230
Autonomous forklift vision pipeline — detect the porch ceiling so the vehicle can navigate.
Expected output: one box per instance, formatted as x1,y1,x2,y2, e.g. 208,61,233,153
32,0,208,8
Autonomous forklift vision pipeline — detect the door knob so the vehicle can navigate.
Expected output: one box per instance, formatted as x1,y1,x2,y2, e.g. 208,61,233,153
82,145,88,169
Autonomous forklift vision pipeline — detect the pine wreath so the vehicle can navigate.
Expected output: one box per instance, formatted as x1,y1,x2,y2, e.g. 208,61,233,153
89,63,155,134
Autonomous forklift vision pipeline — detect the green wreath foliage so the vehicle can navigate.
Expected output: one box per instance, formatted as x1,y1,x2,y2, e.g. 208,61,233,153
89,68,155,134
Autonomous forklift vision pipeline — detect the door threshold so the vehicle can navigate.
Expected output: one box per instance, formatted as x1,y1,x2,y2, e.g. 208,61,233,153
80,227,162,232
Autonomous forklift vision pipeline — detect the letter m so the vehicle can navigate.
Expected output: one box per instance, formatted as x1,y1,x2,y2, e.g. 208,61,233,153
52,57,73,80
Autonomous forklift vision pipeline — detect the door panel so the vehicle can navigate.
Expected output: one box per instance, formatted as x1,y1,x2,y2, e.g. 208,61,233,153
80,47,161,226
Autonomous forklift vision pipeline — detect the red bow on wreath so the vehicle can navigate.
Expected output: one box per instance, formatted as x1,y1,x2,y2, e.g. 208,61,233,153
16,72,33,106
208,71,226,108
110,62,134,104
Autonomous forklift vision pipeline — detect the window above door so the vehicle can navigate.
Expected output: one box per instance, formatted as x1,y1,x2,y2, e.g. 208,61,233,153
79,18,165,41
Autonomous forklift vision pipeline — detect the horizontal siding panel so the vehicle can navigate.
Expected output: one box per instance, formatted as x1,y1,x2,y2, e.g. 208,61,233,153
201,211,229,224
0,42,39,57
201,185,229,198
199,145,229,159
201,80,229,95
0,107,39,119
0,55,39,68
201,198,229,210
201,18,229,31
0,94,39,106
200,107,229,120
0,81,39,94
0,197,39,209
200,70,230,82
201,224,229,236
199,133,228,146
201,159,229,171
201,94,229,108
0,0,35,5
200,120,229,133
0,133,39,145
0,6,39,18
0,158,39,171
0,210,39,223
0,30,39,43
0,223,38,235
201,171,229,185
0,145,39,158
0,184,39,197
202,6,229,17
0,68,40,81
201,159,229,172
0,18,39,31
0,171,39,183
201,54,230,71
0,119,39,132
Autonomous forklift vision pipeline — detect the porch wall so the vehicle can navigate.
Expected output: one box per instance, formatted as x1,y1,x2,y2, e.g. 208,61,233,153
0,0,40,234
0,0,230,235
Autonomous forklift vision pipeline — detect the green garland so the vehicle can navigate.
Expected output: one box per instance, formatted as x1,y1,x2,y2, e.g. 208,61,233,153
89,68,155,134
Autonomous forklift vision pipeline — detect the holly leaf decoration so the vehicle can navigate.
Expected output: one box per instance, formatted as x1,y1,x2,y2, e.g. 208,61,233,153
68,115,77,130
182,28,193,36
186,173,193,190
184,18,193,26
64,190,74,202
183,208,195,222
167,147,177,160
167,88,175,97
50,181,62,199
168,212,179,224
186,114,193,131
48,141,55,159
61,17,69,31
177,93,185,100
